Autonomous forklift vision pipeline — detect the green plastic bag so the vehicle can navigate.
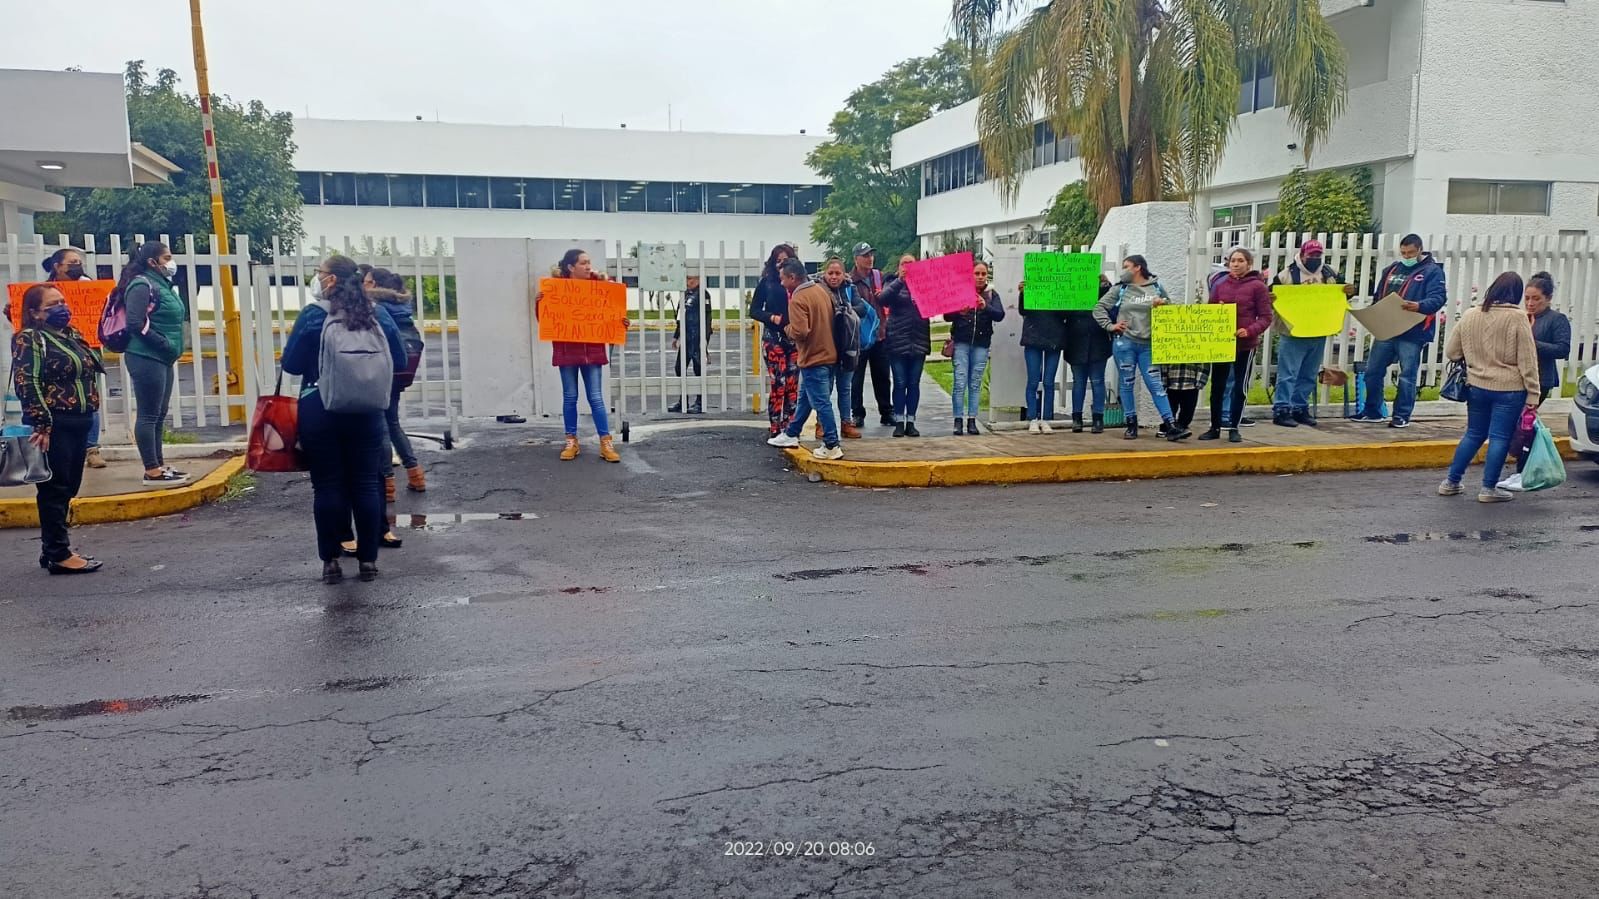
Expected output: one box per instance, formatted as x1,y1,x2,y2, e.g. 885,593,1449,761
1521,421,1566,492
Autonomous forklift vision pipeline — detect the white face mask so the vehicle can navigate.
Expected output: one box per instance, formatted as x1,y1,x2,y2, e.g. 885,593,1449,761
309,274,327,301
161,260,178,278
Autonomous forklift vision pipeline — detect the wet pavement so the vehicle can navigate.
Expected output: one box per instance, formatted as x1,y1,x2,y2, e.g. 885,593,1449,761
3,426,1599,898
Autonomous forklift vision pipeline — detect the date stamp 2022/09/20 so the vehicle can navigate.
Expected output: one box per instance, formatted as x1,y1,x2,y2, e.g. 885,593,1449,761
723,841,877,859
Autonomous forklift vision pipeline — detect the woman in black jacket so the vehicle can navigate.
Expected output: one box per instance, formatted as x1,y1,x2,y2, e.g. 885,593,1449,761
1017,281,1068,433
749,243,798,437
878,253,932,437
1062,275,1114,433
943,259,1006,435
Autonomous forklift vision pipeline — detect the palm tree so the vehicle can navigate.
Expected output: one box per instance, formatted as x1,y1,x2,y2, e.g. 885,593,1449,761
952,0,1348,215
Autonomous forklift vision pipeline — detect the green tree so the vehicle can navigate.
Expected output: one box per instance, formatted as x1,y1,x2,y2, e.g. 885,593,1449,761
954,1,1348,215
37,61,302,260
1258,167,1373,236
807,42,978,264
1042,180,1101,249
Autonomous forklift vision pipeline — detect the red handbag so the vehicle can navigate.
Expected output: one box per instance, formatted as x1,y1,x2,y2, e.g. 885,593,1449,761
247,373,305,472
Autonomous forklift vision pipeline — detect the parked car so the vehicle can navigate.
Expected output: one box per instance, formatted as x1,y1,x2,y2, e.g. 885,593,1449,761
1569,364,1599,461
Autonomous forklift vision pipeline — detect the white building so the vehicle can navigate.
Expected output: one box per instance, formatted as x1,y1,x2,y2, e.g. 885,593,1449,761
892,0,1599,262
292,118,830,274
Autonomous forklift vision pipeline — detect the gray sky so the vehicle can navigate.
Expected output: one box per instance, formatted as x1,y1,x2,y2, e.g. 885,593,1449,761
13,0,956,134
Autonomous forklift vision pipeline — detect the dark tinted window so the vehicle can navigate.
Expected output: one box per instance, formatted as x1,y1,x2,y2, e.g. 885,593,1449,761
490,177,524,209
645,182,675,213
618,181,648,213
555,179,583,211
585,180,606,212
763,185,793,216
793,185,823,215
524,178,555,210
457,176,489,209
322,172,356,206
356,174,388,206
675,182,704,213
424,175,457,207
388,175,423,207
297,172,321,205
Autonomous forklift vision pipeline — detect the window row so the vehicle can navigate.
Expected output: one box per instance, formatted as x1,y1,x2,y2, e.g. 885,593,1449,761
920,120,1078,197
297,173,829,216
1446,180,1551,216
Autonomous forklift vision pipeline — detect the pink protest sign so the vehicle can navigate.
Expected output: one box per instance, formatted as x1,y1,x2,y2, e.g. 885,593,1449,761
902,252,978,319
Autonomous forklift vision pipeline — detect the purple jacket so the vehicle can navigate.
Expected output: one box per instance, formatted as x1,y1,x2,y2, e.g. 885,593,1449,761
1208,271,1274,350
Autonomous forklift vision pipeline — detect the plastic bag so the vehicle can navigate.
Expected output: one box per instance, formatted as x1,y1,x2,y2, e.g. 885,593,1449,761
1521,421,1566,492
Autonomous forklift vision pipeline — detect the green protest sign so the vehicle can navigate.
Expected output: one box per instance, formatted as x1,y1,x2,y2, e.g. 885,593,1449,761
1023,252,1102,311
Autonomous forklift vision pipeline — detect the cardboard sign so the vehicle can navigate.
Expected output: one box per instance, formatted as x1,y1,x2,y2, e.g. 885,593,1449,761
1152,304,1236,364
1023,252,1102,310
537,278,628,344
1272,284,1350,338
638,242,687,292
1350,292,1426,341
902,252,978,318
6,280,115,348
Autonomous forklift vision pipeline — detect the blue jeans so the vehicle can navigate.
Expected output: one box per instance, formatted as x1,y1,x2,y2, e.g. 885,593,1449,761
1362,338,1424,422
1273,335,1326,414
1069,362,1107,417
1024,347,1062,421
890,353,924,421
86,410,101,450
952,342,989,420
785,365,839,446
1447,387,1527,489
559,364,610,437
1112,337,1174,422
835,363,853,426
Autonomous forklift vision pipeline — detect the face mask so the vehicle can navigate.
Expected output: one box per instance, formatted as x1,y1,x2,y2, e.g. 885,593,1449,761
65,264,85,280
1399,256,1420,268
1302,257,1322,272
1118,270,1134,284
45,305,72,328
160,261,178,278
309,275,327,301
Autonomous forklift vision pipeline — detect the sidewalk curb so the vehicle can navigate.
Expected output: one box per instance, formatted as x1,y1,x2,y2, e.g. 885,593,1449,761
0,455,246,529
784,438,1577,489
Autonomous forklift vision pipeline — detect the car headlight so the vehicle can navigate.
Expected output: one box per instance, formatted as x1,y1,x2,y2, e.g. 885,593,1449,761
1580,376,1599,406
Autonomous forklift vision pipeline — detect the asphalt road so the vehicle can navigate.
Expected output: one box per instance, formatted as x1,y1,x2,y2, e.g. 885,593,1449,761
4,427,1599,898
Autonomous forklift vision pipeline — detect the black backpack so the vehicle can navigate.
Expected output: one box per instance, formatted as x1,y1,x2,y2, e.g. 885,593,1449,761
832,290,862,372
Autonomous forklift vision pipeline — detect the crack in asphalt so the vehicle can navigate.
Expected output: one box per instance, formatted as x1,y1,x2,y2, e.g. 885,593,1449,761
1345,601,1599,631
656,764,946,806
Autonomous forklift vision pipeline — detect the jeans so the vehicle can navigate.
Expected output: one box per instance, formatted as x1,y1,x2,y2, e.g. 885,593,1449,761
784,365,839,446
385,385,418,470
1447,387,1528,489
559,364,610,437
951,342,990,420
35,411,92,564
1112,337,1175,423
851,342,892,422
1210,348,1255,429
890,353,925,421
834,363,853,426
86,410,100,450
1362,338,1424,422
299,392,386,563
1068,362,1107,418
1024,347,1062,421
1272,335,1326,414
124,351,175,471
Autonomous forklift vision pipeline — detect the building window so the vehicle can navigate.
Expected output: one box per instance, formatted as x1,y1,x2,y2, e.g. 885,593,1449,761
553,179,582,211
297,172,321,205
584,180,606,213
1238,50,1276,114
355,174,389,206
388,175,424,207
618,181,648,213
489,177,524,209
645,181,675,213
321,172,356,206
457,176,489,209
675,182,705,214
524,178,555,211
793,185,824,215
708,183,761,215
424,175,457,208
1447,180,1551,215
763,185,793,216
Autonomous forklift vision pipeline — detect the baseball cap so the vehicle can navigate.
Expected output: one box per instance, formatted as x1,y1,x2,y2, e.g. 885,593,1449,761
852,242,874,257
1299,239,1325,255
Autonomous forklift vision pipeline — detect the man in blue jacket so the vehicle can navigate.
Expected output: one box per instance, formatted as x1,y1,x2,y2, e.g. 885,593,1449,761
1352,234,1447,429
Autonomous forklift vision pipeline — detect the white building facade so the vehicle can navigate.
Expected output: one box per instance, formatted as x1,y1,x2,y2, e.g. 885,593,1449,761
293,118,830,275
892,0,1599,261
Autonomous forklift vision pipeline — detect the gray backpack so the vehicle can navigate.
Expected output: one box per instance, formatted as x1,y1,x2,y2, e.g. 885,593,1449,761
315,301,393,413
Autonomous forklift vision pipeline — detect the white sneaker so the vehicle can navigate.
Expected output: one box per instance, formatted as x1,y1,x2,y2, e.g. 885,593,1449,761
766,433,800,448
1028,420,1043,434
813,444,844,461
1437,479,1463,496
1039,421,1054,434
1478,487,1515,503
1497,473,1525,493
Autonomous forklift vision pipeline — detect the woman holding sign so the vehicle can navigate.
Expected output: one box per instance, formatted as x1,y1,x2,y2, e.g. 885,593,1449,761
44,248,106,470
1200,248,1274,444
1094,256,1186,441
944,260,1006,435
878,254,931,437
536,249,629,463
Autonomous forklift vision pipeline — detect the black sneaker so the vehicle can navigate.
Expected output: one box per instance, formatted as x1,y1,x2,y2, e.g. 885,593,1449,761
667,402,684,413
904,422,921,438
1198,429,1221,441
1165,424,1192,442
1238,416,1257,428
953,420,965,436
1349,413,1389,424
1228,429,1243,443
1390,418,1411,429
966,418,978,435
142,470,190,488
1272,411,1299,428
892,423,907,438
1293,410,1318,427
880,416,896,427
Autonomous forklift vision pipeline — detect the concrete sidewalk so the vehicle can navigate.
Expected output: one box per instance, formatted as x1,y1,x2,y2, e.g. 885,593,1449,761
0,453,243,528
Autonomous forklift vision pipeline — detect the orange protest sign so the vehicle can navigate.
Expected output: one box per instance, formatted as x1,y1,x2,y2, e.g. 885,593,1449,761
6,280,115,348
536,278,628,345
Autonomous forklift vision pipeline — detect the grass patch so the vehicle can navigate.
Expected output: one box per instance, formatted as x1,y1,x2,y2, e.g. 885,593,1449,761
163,429,200,445
219,470,256,503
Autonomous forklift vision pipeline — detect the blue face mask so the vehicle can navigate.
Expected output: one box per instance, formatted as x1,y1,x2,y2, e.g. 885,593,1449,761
45,305,72,328
1399,256,1420,268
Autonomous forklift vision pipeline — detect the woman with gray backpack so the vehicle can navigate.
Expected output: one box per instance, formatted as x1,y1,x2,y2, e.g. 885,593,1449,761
281,255,408,584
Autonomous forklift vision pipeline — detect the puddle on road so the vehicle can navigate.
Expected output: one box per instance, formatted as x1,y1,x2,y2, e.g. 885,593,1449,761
777,541,1316,583
7,693,211,722
1365,531,1505,545
402,512,540,532
321,675,420,693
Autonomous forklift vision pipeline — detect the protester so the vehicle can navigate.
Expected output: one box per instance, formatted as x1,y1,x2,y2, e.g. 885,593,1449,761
1095,255,1186,441
1353,234,1448,428
765,259,843,459
944,260,1005,435
43,248,105,469
13,284,104,574
116,240,190,486
281,255,408,584
816,258,865,439
1161,361,1209,436
1525,271,1569,405
535,249,628,463
848,243,894,428
669,274,708,415
1271,240,1356,427
1064,274,1112,433
363,268,425,498
1438,272,1539,503
877,253,931,437
750,243,799,437
1016,281,1064,433
1199,248,1273,443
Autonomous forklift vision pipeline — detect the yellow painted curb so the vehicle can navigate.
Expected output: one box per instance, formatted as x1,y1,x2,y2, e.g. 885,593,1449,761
0,455,247,529
785,438,1577,489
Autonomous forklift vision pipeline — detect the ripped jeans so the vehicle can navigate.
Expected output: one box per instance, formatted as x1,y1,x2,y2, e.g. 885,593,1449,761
1111,336,1174,423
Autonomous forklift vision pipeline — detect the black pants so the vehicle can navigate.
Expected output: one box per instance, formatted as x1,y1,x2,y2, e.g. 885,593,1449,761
36,412,93,564
1169,388,1201,430
299,392,386,563
851,342,892,422
675,348,702,379
1210,348,1254,430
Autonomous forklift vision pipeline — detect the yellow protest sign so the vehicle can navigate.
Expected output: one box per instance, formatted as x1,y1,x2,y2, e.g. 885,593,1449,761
1272,284,1349,338
1152,304,1236,364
